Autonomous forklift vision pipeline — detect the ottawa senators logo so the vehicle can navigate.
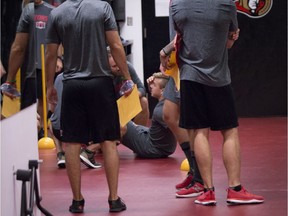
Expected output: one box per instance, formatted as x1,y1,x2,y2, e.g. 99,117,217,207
235,0,273,18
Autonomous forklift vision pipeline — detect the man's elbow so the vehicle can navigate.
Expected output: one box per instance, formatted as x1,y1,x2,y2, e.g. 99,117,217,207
11,43,26,55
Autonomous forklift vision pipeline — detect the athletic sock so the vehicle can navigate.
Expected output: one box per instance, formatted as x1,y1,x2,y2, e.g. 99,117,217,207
204,187,215,192
191,151,203,184
180,142,194,174
230,185,242,192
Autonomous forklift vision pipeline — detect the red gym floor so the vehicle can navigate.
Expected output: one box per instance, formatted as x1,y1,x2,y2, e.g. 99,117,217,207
38,117,287,216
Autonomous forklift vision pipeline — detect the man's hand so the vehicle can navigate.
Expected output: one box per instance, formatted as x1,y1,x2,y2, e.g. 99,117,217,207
0,82,21,99
56,57,63,73
230,28,240,41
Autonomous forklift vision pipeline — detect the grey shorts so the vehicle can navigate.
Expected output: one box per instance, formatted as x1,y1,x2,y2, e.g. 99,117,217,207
121,122,169,158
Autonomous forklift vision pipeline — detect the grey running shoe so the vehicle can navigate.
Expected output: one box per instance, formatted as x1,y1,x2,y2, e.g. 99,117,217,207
80,149,102,169
57,152,66,168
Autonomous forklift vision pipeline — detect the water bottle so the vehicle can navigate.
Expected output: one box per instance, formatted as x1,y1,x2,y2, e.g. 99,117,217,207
119,80,134,96
0,83,21,97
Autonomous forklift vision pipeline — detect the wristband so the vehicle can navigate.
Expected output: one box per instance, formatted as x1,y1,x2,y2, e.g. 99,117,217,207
162,48,169,56
6,80,16,84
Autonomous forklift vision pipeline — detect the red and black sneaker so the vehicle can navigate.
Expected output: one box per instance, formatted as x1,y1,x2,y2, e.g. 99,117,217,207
227,187,264,204
175,173,193,190
176,182,204,198
195,190,217,206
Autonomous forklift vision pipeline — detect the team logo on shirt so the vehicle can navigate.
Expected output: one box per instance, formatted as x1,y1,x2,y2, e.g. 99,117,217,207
235,0,273,18
36,21,46,29
35,15,48,29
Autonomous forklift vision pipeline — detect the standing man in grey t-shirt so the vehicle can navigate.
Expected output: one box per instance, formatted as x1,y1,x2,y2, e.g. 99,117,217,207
2,0,62,138
45,0,133,213
164,0,264,206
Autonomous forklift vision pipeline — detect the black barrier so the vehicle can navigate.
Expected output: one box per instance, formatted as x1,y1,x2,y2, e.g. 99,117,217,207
15,160,52,216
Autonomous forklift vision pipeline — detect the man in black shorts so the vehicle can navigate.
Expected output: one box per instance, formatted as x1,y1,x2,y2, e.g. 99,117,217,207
45,0,132,213
2,0,63,139
165,0,264,206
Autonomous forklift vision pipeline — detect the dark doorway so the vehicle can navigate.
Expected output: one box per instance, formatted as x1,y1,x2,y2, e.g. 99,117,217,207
1,0,23,72
141,1,170,116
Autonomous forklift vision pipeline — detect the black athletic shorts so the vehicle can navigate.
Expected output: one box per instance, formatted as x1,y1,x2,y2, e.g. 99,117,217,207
21,78,36,110
20,69,43,110
60,77,121,144
36,69,43,99
179,80,238,131
52,128,63,142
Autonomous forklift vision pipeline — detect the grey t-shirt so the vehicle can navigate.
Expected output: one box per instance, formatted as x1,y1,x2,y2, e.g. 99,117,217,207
46,0,117,80
121,99,177,158
35,2,55,70
171,0,238,87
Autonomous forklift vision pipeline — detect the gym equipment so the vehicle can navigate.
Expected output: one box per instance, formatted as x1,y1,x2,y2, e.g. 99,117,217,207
15,160,52,216
180,158,190,171
38,44,55,149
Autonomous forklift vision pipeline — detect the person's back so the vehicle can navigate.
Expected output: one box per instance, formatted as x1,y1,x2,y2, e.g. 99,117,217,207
48,0,115,79
171,0,237,87
171,0,264,206
46,0,132,213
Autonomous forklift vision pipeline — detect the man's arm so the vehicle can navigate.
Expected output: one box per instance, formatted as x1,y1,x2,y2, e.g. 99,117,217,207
45,43,59,104
6,33,29,82
105,30,131,81
227,28,240,49
127,63,146,97
160,40,175,58
159,39,175,72
0,60,6,78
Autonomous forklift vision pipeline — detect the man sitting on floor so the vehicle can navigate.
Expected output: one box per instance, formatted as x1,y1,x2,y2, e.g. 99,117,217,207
120,72,177,158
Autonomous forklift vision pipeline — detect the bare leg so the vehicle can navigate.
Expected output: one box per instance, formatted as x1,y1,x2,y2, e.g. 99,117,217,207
100,141,119,200
221,128,241,187
189,128,213,188
65,142,83,200
133,96,149,126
